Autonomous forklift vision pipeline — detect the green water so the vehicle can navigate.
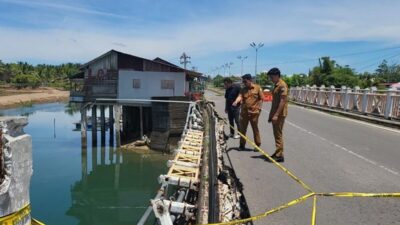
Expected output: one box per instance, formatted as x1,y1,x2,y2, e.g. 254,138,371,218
0,103,170,225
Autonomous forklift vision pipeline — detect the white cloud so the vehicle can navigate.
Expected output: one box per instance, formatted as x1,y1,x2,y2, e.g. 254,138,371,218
1,0,400,64
0,0,126,19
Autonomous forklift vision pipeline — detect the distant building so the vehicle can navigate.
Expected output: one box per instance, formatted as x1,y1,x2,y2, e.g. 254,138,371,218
70,49,202,103
391,82,400,90
69,50,203,151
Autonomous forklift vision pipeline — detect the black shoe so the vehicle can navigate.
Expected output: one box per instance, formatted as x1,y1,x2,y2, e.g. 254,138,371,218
238,145,245,151
271,155,284,163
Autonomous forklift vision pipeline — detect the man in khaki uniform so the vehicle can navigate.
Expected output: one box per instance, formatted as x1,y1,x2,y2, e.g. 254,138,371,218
233,74,264,151
267,68,288,162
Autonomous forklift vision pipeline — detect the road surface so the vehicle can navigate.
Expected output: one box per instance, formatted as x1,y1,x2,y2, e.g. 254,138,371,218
205,90,400,225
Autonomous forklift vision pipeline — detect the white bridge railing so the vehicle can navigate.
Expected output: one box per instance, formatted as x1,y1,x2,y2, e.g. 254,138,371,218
289,85,400,120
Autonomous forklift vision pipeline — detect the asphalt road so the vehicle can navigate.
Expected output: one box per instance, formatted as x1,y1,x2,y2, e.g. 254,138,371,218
205,90,400,225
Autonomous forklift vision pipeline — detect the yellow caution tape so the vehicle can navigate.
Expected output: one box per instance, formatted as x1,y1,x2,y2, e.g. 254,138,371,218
216,108,314,193
32,218,46,225
0,204,31,225
316,192,400,198
311,195,317,225
204,105,400,225
0,204,46,225
198,193,314,225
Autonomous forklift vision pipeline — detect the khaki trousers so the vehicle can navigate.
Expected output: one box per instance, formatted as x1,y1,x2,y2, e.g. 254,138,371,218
272,116,285,157
239,112,261,147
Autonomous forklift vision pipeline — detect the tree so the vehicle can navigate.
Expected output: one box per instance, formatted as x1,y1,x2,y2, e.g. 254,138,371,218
255,72,273,86
0,60,81,89
212,75,224,87
284,73,308,87
375,60,400,83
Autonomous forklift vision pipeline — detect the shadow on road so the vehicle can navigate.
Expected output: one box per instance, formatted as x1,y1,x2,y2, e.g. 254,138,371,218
226,147,256,153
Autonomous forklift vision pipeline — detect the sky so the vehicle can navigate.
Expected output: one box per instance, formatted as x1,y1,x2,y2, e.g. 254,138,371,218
1,0,400,76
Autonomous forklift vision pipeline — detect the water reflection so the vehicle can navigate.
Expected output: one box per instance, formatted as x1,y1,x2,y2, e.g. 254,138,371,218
66,140,169,225
0,102,170,225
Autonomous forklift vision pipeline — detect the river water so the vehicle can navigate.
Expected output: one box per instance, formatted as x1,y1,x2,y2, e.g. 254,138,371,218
0,102,170,225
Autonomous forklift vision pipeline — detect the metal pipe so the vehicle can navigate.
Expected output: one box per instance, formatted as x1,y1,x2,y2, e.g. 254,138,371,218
137,184,167,225
170,189,187,223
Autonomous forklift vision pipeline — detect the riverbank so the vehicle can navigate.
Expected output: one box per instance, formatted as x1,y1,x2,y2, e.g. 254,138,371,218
0,87,69,109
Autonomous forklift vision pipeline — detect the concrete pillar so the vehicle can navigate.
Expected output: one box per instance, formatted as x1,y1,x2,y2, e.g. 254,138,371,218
0,117,32,221
318,85,325,106
361,88,370,114
114,105,121,148
109,105,114,147
101,146,106,165
328,85,335,107
91,105,97,146
100,105,106,147
342,86,350,111
114,149,121,189
91,146,98,171
311,85,317,104
80,105,87,148
81,145,87,188
353,86,360,111
140,105,144,138
109,146,114,164
384,88,395,119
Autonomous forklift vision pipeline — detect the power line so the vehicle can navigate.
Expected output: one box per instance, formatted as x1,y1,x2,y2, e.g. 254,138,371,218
357,52,400,71
262,45,400,67
351,50,400,67
211,45,400,75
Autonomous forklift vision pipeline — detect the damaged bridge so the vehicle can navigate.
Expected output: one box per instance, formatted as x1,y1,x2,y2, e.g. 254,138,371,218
137,101,249,225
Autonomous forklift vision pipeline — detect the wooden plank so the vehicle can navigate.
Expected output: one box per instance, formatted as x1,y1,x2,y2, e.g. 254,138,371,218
167,164,199,179
174,153,201,165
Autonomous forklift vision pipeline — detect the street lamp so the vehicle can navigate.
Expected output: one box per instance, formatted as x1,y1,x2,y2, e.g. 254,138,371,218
216,66,220,76
227,62,233,76
250,42,264,84
237,56,247,76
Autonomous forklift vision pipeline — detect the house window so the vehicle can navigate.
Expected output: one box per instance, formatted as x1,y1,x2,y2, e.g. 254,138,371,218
133,79,141,89
161,80,175,89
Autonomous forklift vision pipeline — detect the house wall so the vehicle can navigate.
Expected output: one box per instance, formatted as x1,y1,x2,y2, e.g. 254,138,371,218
118,70,186,99
82,52,118,99
84,52,118,80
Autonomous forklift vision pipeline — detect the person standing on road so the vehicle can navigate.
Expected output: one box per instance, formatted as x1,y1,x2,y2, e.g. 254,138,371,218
224,78,241,139
233,74,264,151
267,68,288,162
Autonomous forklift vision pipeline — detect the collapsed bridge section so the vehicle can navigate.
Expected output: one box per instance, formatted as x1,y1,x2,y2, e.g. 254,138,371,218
137,101,247,225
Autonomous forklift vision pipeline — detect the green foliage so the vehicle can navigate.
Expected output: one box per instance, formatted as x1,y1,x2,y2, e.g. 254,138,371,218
212,75,224,87
10,73,41,88
283,73,308,87
280,57,400,88
255,72,273,86
0,61,80,89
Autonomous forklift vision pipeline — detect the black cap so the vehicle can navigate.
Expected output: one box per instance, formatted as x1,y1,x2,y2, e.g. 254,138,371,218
267,67,281,77
242,73,252,80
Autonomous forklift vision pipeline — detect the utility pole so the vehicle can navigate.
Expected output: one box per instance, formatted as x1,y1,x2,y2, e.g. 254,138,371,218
237,56,247,76
222,64,226,76
180,52,191,70
250,42,264,84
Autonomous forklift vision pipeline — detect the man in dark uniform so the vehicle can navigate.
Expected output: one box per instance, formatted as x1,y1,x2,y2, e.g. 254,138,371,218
267,68,288,162
233,74,264,151
224,78,241,139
